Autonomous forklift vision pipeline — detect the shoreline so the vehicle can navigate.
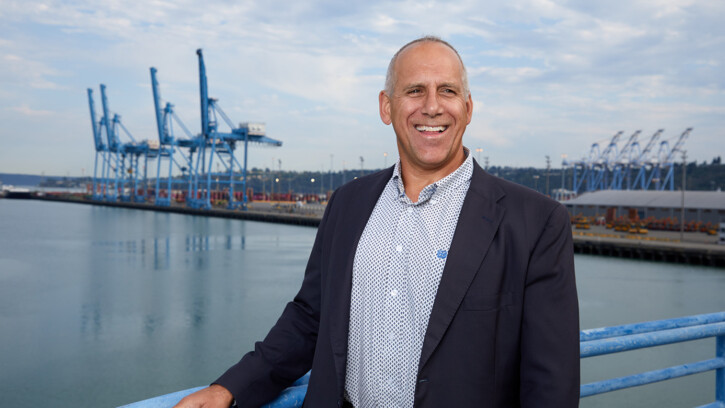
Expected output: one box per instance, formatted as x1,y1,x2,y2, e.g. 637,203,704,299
4,194,724,267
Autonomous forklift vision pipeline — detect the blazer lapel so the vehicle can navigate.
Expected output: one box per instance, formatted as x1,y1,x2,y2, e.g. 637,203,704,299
418,165,505,371
328,167,394,395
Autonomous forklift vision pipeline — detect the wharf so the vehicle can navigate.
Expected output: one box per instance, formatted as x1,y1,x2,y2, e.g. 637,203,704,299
5,194,724,267
572,226,725,267
28,194,323,227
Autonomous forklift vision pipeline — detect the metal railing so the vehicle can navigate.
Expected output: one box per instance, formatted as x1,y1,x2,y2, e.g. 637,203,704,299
580,311,725,407
120,311,725,408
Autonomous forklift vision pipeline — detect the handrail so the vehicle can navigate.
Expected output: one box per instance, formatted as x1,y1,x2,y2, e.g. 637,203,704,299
119,312,725,408
580,311,725,407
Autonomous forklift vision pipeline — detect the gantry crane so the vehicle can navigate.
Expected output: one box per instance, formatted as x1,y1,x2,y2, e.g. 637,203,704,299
87,84,158,203
608,130,641,190
650,128,692,191
563,128,690,195
194,49,282,209
147,49,282,209
630,129,664,190
87,88,107,200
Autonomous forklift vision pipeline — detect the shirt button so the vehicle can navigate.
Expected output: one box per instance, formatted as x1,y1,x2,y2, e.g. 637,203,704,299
407,207,413,214
389,333,396,341
396,245,403,252
390,289,398,297
430,199,438,205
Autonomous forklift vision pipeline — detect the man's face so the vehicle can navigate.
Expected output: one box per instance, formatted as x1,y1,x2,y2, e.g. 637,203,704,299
380,41,473,175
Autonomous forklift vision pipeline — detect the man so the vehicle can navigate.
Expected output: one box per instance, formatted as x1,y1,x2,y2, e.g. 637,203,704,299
177,36,579,408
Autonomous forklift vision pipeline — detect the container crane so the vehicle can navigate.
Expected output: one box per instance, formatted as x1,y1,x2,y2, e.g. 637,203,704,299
195,49,282,209
630,129,664,190
97,84,156,202
590,131,623,191
87,88,109,200
608,130,641,190
650,128,692,191
150,67,199,206
571,131,622,194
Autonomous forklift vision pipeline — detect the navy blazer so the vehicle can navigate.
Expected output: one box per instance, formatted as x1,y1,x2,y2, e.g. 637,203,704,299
216,161,580,407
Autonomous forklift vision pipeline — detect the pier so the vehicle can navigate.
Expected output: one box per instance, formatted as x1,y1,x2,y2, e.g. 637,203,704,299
5,193,724,267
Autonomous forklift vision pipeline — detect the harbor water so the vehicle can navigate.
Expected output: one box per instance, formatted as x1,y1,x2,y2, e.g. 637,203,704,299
0,199,723,407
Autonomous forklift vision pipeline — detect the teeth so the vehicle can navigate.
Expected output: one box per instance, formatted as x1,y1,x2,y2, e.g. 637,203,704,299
416,125,446,132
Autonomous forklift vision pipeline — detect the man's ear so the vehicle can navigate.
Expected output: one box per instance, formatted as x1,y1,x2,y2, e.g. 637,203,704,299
379,91,392,125
465,93,473,124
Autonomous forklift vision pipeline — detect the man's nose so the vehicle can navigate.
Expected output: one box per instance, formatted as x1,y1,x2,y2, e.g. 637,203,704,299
421,92,443,117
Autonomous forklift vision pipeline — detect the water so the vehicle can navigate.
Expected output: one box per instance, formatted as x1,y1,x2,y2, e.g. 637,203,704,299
0,199,723,407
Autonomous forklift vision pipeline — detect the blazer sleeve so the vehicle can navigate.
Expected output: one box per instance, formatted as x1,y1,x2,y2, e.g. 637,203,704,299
519,203,580,407
213,192,338,408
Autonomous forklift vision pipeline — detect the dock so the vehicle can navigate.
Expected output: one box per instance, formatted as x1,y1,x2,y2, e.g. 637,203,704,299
5,193,725,267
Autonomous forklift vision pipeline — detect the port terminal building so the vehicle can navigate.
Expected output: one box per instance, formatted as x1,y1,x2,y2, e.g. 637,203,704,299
563,190,725,224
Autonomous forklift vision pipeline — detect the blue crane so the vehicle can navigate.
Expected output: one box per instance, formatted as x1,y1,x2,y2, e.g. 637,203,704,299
608,130,641,190
589,131,623,191
649,128,692,191
571,131,622,194
86,88,108,200
630,129,664,190
150,67,198,206
95,84,156,202
194,49,282,209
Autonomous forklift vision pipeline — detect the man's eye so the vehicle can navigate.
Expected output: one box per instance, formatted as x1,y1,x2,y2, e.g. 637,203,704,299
408,89,421,94
442,88,456,94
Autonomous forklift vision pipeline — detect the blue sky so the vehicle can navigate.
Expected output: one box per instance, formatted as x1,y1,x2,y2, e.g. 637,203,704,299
1,0,723,176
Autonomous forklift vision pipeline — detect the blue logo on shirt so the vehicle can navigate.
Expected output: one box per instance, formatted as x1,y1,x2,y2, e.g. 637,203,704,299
436,249,448,259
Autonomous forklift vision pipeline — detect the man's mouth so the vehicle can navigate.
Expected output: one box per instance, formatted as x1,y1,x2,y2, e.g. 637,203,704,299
415,125,448,133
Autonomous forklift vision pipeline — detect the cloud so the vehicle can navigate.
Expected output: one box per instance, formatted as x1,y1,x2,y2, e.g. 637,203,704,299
10,104,55,117
0,0,724,174
1,53,65,90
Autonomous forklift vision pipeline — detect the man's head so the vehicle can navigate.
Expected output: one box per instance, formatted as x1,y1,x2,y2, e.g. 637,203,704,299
380,36,473,176
384,36,470,99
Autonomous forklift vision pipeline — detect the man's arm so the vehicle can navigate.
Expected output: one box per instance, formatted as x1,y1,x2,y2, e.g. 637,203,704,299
520,203,580,407
174,192,338,408
173,384,233,408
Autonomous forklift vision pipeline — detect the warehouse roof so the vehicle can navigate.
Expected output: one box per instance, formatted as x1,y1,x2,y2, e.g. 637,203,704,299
563,190,725,210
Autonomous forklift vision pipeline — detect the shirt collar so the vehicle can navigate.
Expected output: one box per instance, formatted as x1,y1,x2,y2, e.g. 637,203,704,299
392,147,473,205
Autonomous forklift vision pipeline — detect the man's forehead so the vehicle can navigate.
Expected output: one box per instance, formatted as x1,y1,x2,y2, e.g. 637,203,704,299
397,41,460,66
394,43,464,84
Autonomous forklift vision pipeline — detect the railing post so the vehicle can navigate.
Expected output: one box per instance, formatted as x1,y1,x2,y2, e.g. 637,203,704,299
717,335,724,404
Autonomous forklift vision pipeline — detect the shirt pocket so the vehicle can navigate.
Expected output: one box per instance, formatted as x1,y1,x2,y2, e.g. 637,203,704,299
460,291,514,311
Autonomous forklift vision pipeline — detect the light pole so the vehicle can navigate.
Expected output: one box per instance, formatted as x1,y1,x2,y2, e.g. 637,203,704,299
561,154,568,192
533,175,540,192
545,155,551,197
384,152,388,168
330,154,334,193
680,150,687,242
475,147,483,164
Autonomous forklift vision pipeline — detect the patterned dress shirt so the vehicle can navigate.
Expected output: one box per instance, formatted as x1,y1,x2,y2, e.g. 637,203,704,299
344,150,473,407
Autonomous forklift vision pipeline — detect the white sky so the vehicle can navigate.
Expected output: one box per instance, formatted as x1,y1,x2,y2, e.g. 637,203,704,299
1,0,723,176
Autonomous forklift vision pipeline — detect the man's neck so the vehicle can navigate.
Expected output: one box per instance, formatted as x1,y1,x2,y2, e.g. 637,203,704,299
399,152,466,202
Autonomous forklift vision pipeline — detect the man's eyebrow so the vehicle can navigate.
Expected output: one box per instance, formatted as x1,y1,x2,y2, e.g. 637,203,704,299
438,82,461,90
402,83,424,91
401,82,461,91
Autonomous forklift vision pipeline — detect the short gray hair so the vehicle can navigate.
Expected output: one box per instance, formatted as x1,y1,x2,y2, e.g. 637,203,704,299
384,36,470,98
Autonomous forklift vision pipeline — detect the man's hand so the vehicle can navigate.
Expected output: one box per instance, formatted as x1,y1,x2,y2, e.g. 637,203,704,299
173,384,234,408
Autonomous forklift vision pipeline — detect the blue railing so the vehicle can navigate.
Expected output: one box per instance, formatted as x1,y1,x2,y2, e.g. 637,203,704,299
120,311,725,408
580,311,725,407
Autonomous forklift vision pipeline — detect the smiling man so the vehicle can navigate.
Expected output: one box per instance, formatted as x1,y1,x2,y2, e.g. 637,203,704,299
176,36,579,408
